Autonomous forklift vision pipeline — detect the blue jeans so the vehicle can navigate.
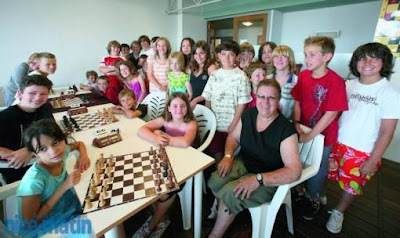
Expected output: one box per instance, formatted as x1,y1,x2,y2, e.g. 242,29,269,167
305,145,332,199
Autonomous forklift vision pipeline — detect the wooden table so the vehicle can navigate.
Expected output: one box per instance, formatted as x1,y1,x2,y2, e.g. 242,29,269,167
48,104,214,237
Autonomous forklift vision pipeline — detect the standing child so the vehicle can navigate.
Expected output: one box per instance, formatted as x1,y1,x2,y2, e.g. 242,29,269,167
167,52,192,100
17,119,90,236
129,40,142,68
80,70,98,92
258,41,277,75
120,43,131,59
97,76,120,105
245,62,266,108
147,37,171,93
135,93,197,237
189,40,218,108
180,37,195,72
0,75,54,183
4,53,40,107
326,43,400,234
138,35,154,57
30,52,57,78
269,45,298,119
202,40,252,160
238,42,255,70
98,40,124,93
117,60,147,103
291,36,348,220
111,89,147,119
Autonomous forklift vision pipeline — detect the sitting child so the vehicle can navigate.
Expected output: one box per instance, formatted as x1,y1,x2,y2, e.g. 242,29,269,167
97,75,120,105
167,51,192,100
17,119,90,236
135,93,197,237
111,89,147,119
80,70,98,92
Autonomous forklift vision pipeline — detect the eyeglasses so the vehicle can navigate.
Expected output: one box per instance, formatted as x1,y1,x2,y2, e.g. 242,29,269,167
256,94,277,101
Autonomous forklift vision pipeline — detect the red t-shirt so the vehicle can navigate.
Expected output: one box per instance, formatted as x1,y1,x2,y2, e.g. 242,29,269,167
291,69,348,145
100,87,120,105
102,56,124,92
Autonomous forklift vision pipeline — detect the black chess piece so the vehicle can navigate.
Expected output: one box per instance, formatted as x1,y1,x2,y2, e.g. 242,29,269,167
72,85,78,92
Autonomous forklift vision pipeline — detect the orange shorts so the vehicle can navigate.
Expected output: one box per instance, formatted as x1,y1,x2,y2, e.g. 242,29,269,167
328,142,380,196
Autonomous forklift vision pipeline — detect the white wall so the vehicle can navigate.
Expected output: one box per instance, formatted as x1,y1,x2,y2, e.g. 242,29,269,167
384,58,400,163
280,1,381,78
0,0,179,89
182,8,207,42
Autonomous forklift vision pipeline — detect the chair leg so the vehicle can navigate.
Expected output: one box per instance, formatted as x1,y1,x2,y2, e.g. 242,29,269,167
178,178,193,230
249,207,263,238
202,176,207,194
283,193,294,234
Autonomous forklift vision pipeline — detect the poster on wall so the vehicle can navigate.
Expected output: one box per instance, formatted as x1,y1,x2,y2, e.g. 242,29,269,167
373,0,400,57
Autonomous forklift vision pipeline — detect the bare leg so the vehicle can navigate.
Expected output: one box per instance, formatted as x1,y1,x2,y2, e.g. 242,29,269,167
208,199,236,238
148,194,176,230
335,191,355,213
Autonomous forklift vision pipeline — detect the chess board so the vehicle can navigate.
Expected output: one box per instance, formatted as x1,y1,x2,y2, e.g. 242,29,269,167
60,111,118,133
49,93,109,113
82,148,179,214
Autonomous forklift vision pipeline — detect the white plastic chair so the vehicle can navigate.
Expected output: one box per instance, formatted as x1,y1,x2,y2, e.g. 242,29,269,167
141,91,166,122
178,104,216,230
0,181,20,238
248,124,324,238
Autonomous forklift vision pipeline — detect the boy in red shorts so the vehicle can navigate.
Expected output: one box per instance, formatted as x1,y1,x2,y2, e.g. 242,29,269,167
326,43,400,234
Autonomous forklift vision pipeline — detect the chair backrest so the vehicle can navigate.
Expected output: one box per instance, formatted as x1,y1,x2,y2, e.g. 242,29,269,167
141,91,167,122
193,105,216,152
290,124,324,187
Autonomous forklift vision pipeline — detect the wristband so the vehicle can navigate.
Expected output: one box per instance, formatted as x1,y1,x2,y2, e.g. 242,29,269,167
224,154,232,159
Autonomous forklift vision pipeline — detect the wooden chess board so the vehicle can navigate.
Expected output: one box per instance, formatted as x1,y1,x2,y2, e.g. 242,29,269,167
82,148,179,214
60,109,118,133
49,93,109,113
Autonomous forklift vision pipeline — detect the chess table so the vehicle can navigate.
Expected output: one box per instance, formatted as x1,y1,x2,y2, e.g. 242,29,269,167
50,104,215,238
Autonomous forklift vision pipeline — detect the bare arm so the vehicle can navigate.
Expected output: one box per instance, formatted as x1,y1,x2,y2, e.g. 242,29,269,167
123,108,144,119
218,120,242,177
168,121,197,148
137,74,147,103
69,141,91,172
21,169,81,224
2,147,33,169
137,117,168,146
233,133,302,200
262,134,302,185
185,81,193,101
205,100,211,109
301,111,338,142
227,104,246,133
146,59,163,90
360,119,398,175
293,101,304,134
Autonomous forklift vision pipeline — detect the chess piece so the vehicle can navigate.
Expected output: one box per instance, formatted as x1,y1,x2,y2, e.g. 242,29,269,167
90,180,97,192
156,186,161,192
85,197,92,209
99,194,106,207
104,182,109,190
89,186,97,199
102,187,108,197
94,174,101,186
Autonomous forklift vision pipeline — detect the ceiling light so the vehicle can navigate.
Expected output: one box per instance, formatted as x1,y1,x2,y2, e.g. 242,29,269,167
242,21,253,27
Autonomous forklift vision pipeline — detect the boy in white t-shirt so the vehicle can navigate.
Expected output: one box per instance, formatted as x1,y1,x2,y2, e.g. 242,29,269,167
202,41,252,161
326,43,400,234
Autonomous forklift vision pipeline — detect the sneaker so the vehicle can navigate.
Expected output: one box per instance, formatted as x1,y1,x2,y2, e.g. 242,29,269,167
207,198,218,219
132,216,152,238
302,200,320,220
320,195,327,205
292,188,307,203
149,218,171,238
326,209,344,234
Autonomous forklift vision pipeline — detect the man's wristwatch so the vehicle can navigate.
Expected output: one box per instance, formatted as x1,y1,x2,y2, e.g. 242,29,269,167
256,173,264,186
